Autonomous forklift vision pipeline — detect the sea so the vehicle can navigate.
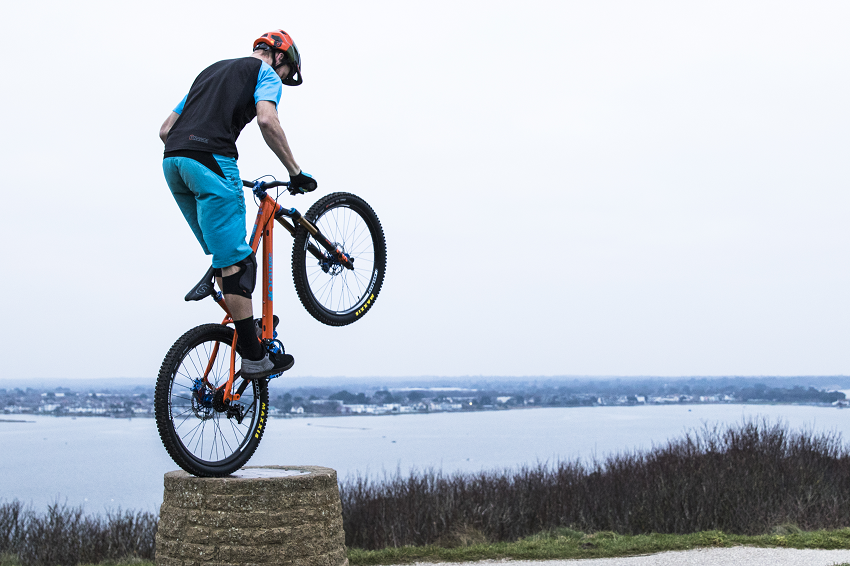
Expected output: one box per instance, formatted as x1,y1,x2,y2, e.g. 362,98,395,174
1,403,848,513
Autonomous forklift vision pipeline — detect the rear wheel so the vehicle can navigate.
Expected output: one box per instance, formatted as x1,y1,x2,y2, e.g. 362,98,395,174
292,192,387,326
155,324,269,477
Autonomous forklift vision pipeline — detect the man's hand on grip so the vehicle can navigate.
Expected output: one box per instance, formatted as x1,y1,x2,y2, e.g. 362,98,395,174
290,171,317,194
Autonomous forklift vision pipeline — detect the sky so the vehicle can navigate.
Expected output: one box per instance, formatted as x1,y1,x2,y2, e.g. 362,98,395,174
1,1,849,380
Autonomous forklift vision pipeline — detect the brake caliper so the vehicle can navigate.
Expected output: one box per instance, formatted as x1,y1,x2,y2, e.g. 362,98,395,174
191,379,215,419
320,243,353,274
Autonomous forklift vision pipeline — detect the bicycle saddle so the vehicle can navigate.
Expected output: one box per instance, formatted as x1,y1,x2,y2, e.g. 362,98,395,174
185,266,216,302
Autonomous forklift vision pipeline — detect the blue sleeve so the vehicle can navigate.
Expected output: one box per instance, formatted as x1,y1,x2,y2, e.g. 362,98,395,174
255,62,283,107
174,95,187,114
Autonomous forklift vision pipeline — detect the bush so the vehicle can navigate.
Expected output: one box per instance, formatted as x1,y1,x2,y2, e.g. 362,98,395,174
0,502,155,566
5,419,850,560
339,419,850,549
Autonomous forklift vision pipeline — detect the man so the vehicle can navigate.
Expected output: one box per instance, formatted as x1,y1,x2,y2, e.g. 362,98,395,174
159,29,316,379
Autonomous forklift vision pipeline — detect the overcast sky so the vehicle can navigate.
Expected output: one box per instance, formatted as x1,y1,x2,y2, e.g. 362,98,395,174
1,1,849,380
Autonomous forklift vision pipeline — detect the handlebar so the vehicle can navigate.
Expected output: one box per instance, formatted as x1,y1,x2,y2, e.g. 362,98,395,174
242,180,291,189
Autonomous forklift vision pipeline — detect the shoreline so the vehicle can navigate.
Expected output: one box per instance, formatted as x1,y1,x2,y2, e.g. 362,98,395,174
3,399,846,420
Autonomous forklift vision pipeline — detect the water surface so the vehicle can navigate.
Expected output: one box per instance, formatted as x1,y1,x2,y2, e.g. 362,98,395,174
1,404,847,512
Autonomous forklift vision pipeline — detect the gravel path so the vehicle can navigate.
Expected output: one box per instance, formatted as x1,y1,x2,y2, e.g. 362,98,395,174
409,547,850,565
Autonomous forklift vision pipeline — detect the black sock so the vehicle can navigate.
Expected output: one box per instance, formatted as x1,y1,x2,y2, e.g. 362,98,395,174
234,317,264,361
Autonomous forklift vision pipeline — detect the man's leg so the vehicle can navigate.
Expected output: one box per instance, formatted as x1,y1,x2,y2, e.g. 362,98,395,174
163,157,213,256
217,260,263,362
217,253,294,379
177,154,293,378
218,268,252,317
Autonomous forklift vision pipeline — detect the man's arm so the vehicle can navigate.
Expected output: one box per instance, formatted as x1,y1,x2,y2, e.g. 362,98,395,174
256,101,301,176
159,112,179,144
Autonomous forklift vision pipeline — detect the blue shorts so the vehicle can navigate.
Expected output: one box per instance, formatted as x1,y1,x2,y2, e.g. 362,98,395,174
163,154,253,268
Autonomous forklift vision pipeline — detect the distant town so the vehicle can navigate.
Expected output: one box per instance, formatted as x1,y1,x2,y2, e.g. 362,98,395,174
1,376,847,419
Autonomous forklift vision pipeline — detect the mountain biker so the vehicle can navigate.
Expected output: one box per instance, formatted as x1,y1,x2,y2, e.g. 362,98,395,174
159,29,317,379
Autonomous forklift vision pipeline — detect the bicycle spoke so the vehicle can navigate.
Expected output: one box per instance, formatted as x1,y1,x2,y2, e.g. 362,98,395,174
157,323,268,477
166,335,258,466
300,201,380,316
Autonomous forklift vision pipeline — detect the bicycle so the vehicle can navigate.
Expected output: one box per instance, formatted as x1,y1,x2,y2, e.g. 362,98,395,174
154,178,386,477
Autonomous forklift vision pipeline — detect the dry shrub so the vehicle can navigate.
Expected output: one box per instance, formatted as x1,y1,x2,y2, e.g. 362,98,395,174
0,502,155,566
340,419,850,549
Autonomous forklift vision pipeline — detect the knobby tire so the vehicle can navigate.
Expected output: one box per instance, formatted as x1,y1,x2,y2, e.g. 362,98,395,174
292,192,387,326
155,324,269,477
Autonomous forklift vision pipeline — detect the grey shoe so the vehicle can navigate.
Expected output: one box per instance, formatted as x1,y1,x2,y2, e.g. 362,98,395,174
241,351,294,380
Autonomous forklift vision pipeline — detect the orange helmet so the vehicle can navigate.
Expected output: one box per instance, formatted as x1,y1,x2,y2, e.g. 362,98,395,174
253,29,302,86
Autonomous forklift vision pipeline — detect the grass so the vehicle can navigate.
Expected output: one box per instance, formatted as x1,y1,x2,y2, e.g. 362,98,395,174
3,526,850,566
347,527,850,564
4,528,850,566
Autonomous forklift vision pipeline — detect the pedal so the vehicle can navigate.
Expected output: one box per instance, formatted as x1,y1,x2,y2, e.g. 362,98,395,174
263,339,287,381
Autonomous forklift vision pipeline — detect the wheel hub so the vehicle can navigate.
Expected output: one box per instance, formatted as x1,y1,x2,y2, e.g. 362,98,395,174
320,242,347,276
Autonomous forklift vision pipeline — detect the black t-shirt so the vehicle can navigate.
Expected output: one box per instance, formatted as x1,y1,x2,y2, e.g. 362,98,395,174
164,57,279,159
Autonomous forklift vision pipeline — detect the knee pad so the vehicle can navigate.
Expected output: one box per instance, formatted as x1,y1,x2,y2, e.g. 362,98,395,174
221,253,257,298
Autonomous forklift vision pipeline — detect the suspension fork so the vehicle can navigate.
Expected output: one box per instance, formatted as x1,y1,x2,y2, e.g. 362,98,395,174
274,207,355,269
276,215,325,263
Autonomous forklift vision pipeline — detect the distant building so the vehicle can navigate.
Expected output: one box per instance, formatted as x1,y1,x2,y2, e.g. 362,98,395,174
342,404,378,414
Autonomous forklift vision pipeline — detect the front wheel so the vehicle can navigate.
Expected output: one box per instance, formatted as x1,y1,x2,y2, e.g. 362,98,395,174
292,192,387,326
155,324,269,477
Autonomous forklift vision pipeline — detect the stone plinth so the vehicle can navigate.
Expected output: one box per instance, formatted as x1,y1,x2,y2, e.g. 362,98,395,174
156,466,348,566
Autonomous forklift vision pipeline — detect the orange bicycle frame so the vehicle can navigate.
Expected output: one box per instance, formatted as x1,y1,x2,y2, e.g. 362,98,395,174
199,192,282,403
195,179,352,403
